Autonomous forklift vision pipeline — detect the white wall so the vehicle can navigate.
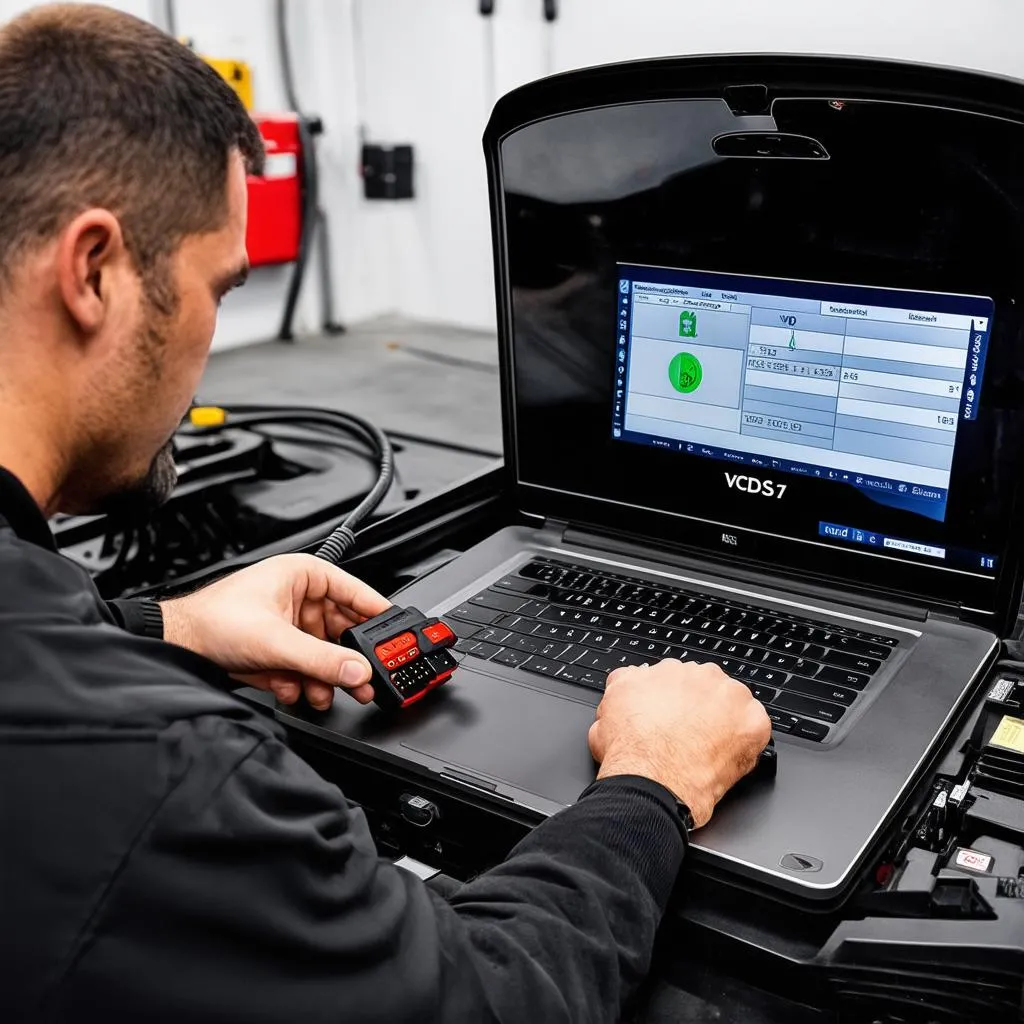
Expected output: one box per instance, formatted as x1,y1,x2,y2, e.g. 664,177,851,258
359,0,1024,333
3,0,1024,344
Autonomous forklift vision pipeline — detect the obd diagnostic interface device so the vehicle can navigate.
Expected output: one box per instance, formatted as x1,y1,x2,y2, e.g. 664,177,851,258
341,606,458,709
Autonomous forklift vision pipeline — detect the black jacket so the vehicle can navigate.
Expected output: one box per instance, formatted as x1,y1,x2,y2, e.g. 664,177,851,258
0,467,686,1023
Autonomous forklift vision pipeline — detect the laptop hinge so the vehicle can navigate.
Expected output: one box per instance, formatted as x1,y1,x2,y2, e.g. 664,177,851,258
926,607,966,625
534,516,570,542
562,523,931,623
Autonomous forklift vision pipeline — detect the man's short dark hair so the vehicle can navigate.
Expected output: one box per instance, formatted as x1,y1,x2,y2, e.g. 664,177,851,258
0,3,264,299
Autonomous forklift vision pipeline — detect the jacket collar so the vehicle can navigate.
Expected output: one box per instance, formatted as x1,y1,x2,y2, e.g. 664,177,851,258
0,466,58,551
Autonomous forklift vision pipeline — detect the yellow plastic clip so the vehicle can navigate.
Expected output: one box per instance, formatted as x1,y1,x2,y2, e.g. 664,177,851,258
189,406,228,428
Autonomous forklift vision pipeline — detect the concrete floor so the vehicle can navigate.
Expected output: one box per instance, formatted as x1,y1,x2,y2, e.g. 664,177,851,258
198,316,503,456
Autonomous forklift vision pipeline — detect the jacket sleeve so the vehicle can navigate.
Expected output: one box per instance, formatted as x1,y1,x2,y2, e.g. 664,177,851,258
105,597,164,640
56,714,685,1024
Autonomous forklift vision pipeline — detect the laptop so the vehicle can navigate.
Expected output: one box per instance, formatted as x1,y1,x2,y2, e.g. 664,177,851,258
279,55,1024,903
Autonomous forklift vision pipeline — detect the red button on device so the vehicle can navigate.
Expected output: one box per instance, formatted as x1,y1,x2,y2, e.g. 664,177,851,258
423,623,454,645
375,631,418,661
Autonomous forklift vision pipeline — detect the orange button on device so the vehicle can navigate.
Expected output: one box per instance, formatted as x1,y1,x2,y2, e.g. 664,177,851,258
375,631,417,661
423,623,454,645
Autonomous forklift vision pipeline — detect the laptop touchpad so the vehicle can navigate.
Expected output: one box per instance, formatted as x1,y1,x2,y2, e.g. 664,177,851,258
398,665,598,807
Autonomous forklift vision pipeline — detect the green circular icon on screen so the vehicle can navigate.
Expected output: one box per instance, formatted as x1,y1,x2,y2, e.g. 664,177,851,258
668,352,703,394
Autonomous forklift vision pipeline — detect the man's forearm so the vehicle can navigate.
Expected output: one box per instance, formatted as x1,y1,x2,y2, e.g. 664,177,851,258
429,775,687,1022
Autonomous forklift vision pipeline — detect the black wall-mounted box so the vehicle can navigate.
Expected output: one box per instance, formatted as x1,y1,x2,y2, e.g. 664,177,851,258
361,144,414,200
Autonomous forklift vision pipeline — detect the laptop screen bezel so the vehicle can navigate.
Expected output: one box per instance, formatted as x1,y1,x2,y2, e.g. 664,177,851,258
485,55,1024,633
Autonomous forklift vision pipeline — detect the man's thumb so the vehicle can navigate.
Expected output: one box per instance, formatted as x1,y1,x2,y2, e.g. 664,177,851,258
263,621,372,688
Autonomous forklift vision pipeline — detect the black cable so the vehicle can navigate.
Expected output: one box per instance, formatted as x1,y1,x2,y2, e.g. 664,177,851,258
274,0,341,338
274,0,316,341
187,405,394,564
274,0,300,112
384,429,500,460
277,114,320,341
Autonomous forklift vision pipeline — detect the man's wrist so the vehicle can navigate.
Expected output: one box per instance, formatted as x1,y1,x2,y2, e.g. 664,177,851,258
597,757,707,828
159,597,194,651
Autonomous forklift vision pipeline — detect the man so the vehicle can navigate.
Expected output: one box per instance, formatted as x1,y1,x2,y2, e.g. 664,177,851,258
0,6,771,1023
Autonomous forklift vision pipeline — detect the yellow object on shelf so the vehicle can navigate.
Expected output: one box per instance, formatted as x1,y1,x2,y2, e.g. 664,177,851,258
189,406,227,428
202,57,253,111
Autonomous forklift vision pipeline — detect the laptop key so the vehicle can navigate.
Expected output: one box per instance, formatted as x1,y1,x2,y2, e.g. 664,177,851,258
785,675,857,706
610,651,653,669
669,613,697,629
691,634,721,652
493,574,538,594
855,632,899,648
474,627,513,645
720,641,757,660
766,709,801,733
557,664,607,690
766,636,806,654
732,626,771,646
576,650,621,672
510,636,571,659
520,656,563,679
762,651,798,670
518,563,566,583
470,591,530,613
492,648,532,668
792,718,829,742
553,644,587,665
448,604,501,626
747,683,779,704
741,664,787,686
535,624,590,643
449,619,481,641
823,650,882,675
494,614,528,631
621,638,670,658
817,665,869,690
470,642,502,661
774,691,846,724
661,646,694,663
835,638,893,660
631,605,666,622
507,634,545,654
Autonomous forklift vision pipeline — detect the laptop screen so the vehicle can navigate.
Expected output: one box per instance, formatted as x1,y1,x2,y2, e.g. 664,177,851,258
614,264,995,574
498,91,1024,624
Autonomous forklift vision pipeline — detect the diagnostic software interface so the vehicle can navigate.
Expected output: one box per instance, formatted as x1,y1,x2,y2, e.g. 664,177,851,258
612,264,993,562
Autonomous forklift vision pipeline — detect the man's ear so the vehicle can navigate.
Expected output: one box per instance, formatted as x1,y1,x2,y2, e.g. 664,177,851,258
56,209,127,335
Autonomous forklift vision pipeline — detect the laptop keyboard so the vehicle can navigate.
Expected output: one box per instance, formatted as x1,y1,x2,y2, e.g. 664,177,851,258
445,557,901,743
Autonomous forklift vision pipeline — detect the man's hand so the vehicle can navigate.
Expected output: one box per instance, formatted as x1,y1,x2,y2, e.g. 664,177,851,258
589,659,771,828
160,554,391,710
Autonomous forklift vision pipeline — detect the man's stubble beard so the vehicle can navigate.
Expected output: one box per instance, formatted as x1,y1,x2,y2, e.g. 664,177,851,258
92,437,178,518
90,273,181,518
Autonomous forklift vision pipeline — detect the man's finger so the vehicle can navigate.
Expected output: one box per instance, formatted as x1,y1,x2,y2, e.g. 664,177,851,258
302,557,391,621
263,619,373,689
271,679,301,704
302,680,335,710
324,604,355,639
299,601,328,641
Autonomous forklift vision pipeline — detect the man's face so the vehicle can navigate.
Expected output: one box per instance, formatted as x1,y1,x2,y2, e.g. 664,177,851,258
82,152,249,517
